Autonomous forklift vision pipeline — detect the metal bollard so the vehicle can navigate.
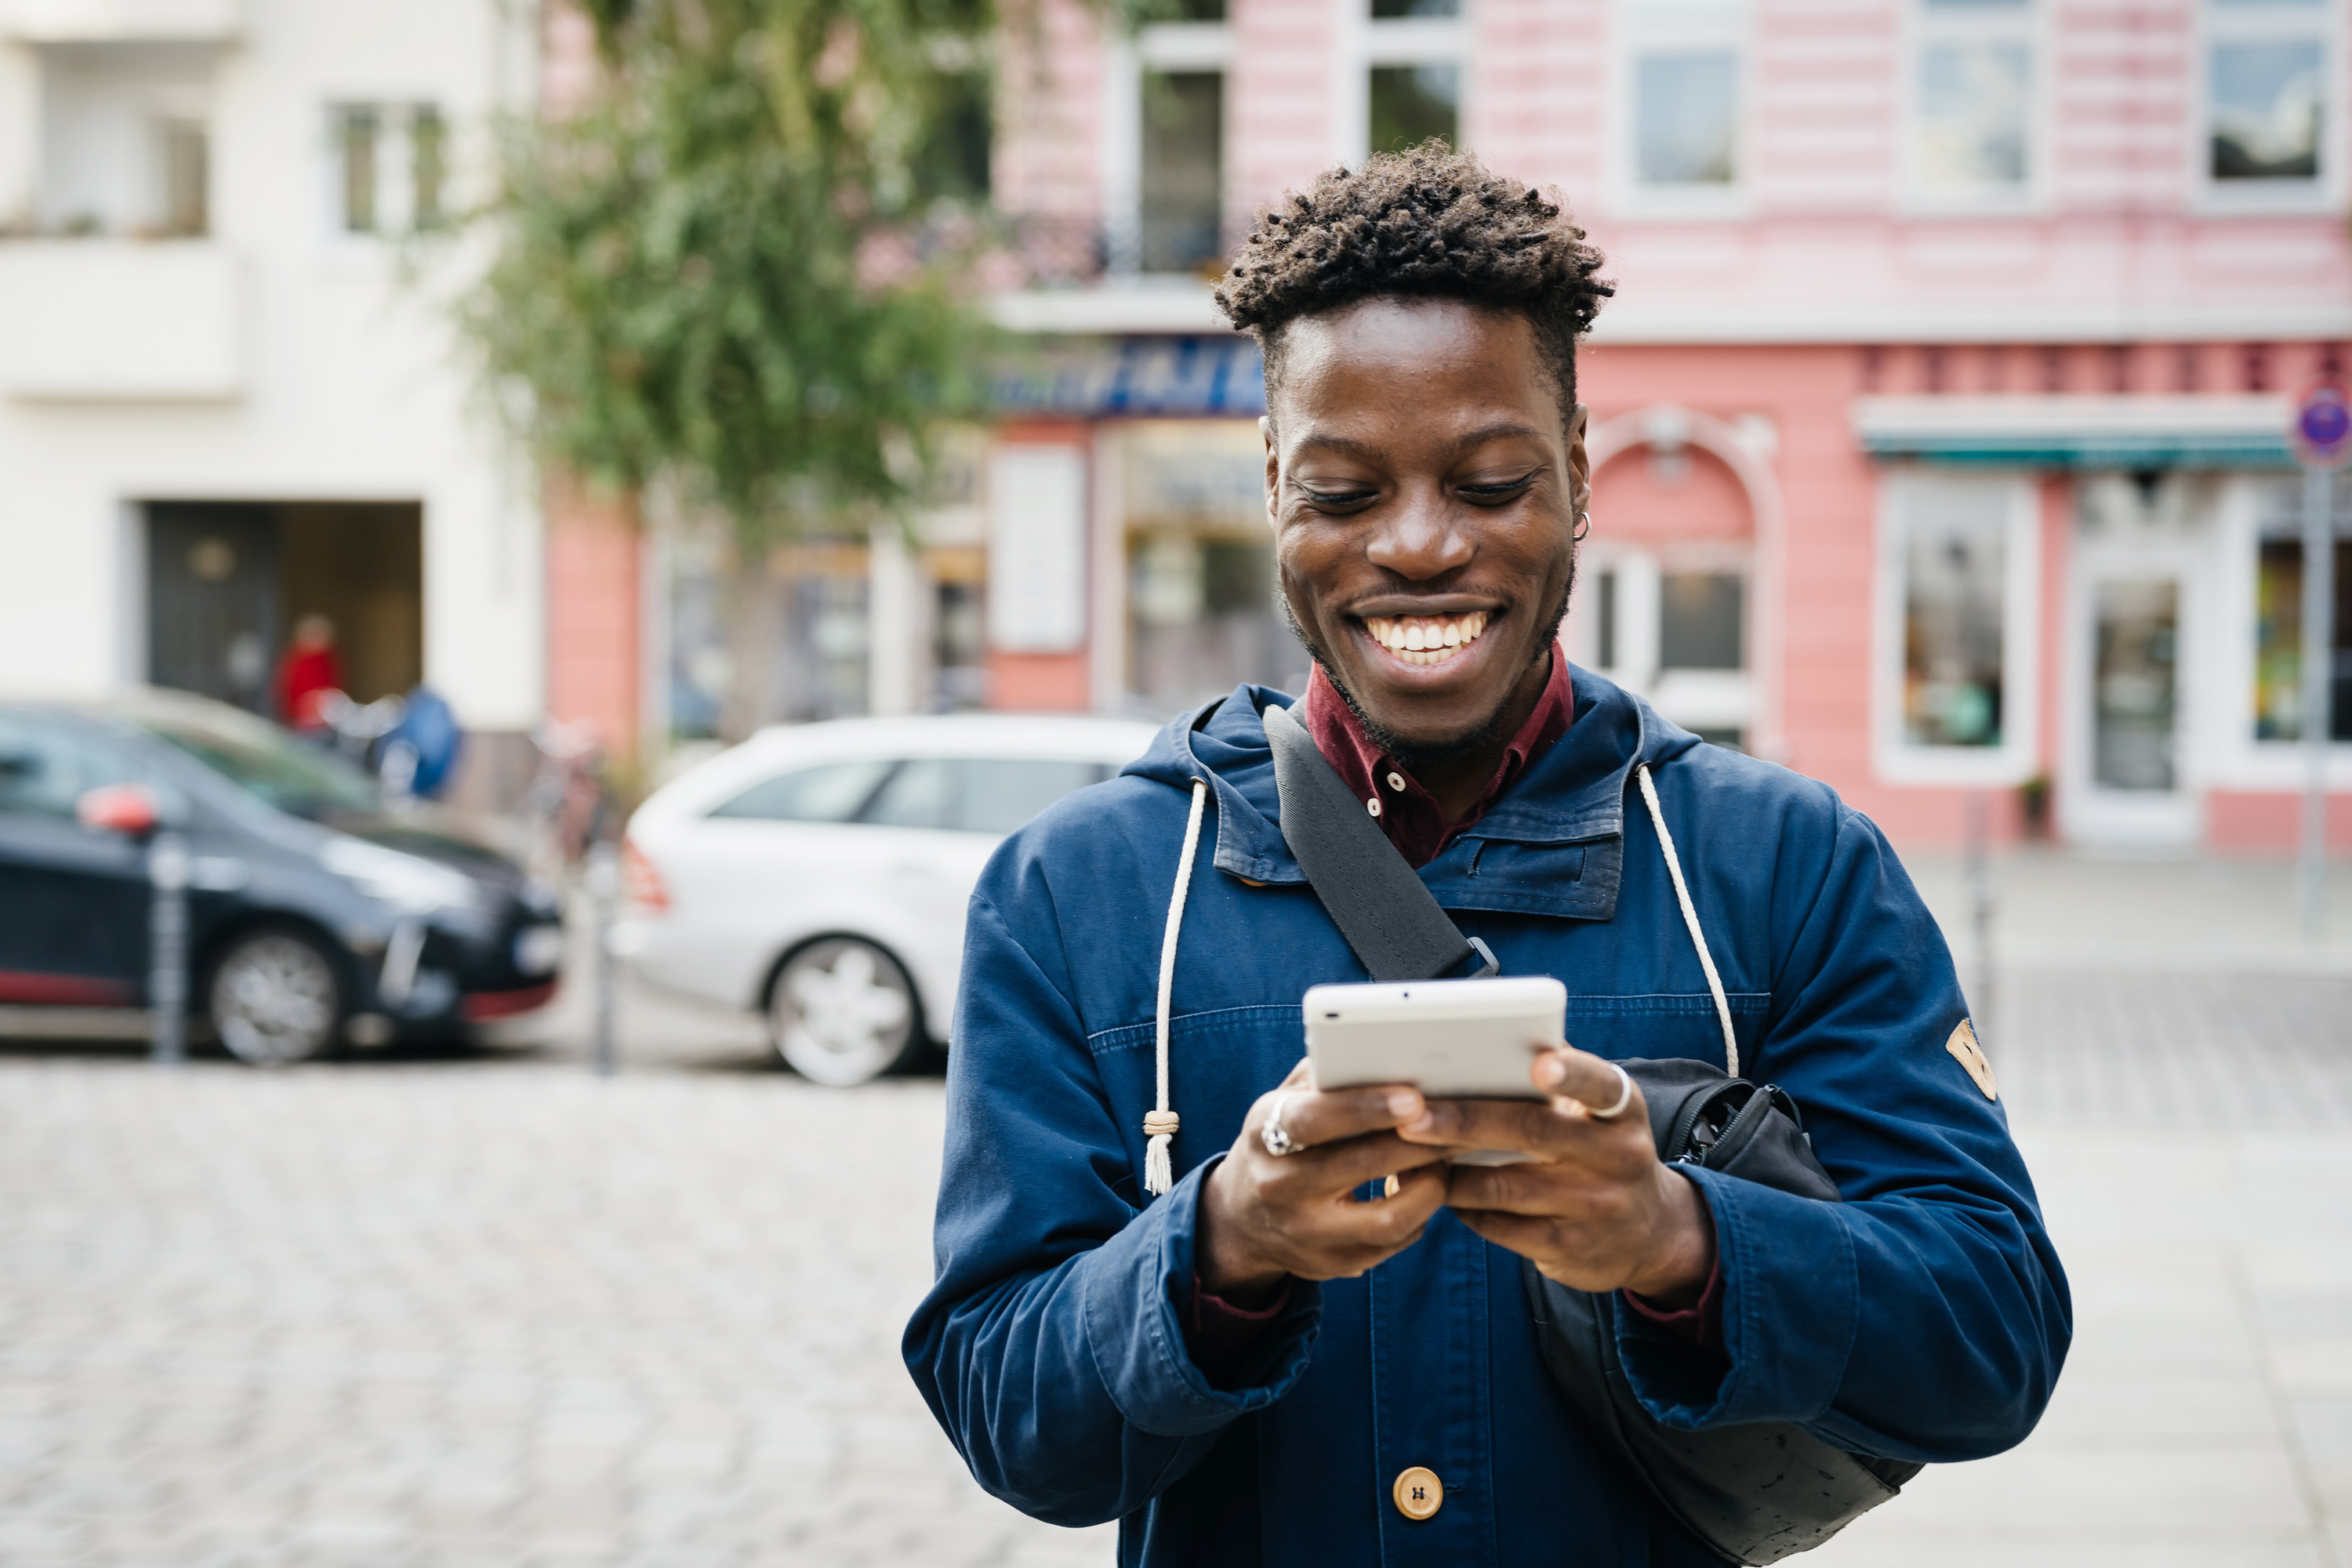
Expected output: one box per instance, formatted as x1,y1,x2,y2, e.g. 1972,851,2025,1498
1963,790,1996,1040
149,830,190,1067
2299,465,2334,942
586,840,619,1077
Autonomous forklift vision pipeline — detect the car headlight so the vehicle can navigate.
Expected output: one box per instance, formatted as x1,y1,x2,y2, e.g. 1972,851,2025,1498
324,837,480,915
513,924,565,977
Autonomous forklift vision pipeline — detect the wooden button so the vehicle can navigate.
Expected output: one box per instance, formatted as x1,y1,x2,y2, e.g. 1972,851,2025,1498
1392,1465,1443,1521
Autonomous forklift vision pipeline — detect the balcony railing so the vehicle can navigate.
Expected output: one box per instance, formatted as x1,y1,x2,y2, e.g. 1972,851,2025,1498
0,240,241,400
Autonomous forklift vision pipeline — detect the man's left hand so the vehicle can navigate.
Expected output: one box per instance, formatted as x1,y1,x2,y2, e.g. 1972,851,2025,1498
1394,1045,1715,1306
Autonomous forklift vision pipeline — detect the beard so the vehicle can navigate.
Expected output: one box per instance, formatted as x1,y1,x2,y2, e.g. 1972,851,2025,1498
1281,556,1575,771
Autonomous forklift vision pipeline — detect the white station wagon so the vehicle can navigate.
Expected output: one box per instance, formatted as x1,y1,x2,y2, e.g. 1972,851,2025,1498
615,713,1158,1085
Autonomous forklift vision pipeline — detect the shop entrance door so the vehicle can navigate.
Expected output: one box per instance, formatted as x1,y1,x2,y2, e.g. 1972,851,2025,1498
2060,479,2205,848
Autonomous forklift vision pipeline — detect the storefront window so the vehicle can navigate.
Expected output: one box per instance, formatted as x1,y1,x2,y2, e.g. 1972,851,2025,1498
1900,488,2009,748
2253,535,2352,742
1120,422,1291,713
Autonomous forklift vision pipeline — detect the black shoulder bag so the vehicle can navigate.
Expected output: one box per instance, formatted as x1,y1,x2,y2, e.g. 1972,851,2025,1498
1261,704,1920,1566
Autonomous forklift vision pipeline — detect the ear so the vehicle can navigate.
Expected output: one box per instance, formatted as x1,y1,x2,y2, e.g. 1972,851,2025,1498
1564,404,1592,521
1261,415,1280,533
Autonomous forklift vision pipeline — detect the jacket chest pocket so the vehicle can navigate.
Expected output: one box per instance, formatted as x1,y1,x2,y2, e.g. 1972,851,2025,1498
1563,992,1770,1069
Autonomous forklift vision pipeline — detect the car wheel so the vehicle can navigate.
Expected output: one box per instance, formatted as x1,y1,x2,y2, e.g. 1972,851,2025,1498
768,937,920,1087
209,931,344,1066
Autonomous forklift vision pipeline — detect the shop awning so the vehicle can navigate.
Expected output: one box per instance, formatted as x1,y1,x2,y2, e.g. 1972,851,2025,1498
1854,394,2299,469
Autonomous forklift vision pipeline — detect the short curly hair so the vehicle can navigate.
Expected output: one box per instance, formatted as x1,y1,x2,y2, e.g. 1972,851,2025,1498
1214,143,1612,424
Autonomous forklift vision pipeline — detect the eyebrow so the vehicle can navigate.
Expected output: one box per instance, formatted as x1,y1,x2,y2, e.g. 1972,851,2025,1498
1287,422,1552,464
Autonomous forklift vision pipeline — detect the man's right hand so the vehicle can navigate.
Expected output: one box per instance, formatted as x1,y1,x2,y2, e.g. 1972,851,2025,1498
1195,1058,1452,1305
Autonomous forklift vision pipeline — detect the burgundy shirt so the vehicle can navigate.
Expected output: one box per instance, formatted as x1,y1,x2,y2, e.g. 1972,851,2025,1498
1182,647,1722,1372
1298,643,1576,869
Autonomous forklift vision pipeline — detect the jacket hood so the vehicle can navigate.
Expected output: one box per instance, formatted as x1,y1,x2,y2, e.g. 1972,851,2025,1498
1120,664,1702,890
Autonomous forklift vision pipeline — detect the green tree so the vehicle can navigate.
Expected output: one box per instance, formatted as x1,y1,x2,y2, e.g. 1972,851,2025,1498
462,0,1007,547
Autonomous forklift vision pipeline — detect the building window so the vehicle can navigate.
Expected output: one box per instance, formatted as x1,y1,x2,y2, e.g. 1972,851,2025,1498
1139,71,1223,274
1878,474,2038,782
332,103,448,237
2207,0,2327,187
1913,0,2033,196
913,71,992,205
2253,530,2352,742
1635,52,1739,186
1363,0,1467,162
1369,64,1460,153
1661,572,1744,671
1902,503,2007,748
1620,0,1746,194
158,118,209,237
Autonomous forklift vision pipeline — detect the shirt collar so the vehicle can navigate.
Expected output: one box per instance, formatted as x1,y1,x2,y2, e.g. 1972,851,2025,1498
1299,642,1576,869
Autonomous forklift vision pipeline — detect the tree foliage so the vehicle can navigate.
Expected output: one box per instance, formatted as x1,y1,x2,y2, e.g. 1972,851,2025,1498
462,0,1007,544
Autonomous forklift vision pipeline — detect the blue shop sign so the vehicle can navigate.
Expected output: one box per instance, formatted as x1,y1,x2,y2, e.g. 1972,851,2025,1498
993,336,1267,418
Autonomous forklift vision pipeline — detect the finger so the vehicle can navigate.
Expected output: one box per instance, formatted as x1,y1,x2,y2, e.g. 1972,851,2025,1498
1270,1082,1428,1152
1446,1160,1623,1218
1396,1095,1584,1156
1269,1131,1451,1198
1531,1046,1645,1123
1303,1164,1446,1250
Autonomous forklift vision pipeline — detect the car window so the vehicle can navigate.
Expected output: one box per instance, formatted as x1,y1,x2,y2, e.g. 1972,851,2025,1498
708,758,895,822
858,756,1106,835
0,714,122,818
957,758,1107,834
129,710,378,820
860,758,956,830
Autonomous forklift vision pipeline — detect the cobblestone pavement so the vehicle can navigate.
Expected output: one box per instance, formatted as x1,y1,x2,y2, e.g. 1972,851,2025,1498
2,953,2350,1566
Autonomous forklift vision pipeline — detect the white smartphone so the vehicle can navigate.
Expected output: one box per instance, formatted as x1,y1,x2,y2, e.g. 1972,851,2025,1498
1303,976,1568,1167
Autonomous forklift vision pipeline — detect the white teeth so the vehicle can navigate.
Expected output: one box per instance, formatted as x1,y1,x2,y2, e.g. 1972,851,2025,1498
1363,612,1490,662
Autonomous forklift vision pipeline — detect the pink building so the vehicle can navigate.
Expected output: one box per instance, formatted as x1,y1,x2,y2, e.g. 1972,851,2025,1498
917,0,2349,854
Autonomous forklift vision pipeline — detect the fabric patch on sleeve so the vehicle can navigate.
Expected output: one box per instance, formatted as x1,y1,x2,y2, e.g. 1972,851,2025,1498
1946,1018,1998,1101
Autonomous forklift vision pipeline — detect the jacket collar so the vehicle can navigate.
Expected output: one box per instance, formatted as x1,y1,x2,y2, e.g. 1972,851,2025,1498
1126,667,1700,923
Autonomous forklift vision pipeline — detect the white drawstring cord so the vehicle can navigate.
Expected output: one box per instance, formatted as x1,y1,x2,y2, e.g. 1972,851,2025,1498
1144,777,1209,1197
1635,763,1739,1079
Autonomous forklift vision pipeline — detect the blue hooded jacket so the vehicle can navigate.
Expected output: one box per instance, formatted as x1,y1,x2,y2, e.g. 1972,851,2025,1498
905,670,2070,1566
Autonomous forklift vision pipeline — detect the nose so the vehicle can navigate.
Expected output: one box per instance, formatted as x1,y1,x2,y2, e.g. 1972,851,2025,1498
1363,490,1473,582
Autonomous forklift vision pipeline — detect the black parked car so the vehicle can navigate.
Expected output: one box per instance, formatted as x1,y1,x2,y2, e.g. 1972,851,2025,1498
0,690,564,1063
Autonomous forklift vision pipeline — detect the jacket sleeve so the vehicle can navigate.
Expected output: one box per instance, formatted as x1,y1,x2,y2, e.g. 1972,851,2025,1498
1614,802,2072,1464
902,887,1321,1527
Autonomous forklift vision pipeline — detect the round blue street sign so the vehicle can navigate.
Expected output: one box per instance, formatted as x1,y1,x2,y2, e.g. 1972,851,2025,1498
2295,383,2352,468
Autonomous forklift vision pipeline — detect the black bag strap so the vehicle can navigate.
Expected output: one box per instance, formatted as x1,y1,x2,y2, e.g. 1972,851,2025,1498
1262,701,1494,982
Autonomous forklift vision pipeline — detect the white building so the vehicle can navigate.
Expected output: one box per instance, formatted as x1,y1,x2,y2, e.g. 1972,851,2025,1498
0,0,541,779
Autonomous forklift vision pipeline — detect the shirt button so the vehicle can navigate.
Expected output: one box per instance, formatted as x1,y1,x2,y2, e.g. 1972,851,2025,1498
1366,797,1382,818
1386,771,1407,793
1392,1465,1443,1521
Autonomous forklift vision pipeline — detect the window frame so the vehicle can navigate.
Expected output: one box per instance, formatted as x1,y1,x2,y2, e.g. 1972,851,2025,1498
1332,2,1472,167
1101,20,1233,278
1871,469,2043,786
2211,473,2352,789
324,100,448,243
1610,0,1751,216
1900,0,2047,214
2194,0,2341,214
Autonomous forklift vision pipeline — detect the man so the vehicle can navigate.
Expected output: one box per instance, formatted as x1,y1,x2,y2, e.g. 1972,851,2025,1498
906,147,2068,1565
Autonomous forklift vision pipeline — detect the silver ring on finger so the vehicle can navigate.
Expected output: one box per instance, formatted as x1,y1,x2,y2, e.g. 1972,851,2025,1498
1588,1062,1635,1122
1261,1091,1301,1157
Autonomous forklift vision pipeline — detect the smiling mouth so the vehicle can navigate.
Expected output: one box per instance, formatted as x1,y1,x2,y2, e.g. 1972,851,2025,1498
1361,611,1492,667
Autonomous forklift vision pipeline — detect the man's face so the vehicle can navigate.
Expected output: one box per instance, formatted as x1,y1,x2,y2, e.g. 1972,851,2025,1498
1263,298,1589,757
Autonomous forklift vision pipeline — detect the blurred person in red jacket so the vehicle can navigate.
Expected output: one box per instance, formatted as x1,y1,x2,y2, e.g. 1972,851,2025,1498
274,615,344,732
